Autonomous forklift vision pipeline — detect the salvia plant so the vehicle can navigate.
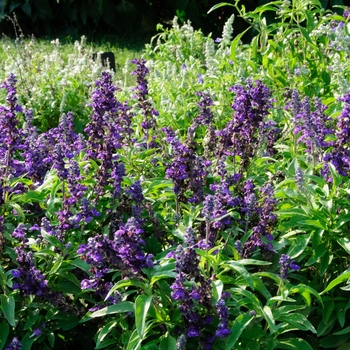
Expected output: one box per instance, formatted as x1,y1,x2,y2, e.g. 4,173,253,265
2,0,350,349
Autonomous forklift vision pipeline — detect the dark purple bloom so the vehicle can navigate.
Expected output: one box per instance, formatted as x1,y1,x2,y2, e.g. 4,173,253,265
323,92,350,177
126,180,144,203
30,328,42,337
77,216,152,307
290,260,301,271
131,58,158,147
170,228,216,343
202,194,215,221
188,326,200,337
279,254,300,279
194,92,214,126
114,217,153,270
217,80,273,170
295,167,304,191
215,298,231,339
85,71,122,158
279,254,291,279
163,127,208,204
12,242,51,298
0,74,25,178
12,223,27,241
5,337,22,350
241,182,278,258
40,217,57,236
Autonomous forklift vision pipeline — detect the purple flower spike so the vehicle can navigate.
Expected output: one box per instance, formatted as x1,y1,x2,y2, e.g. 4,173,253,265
279,254,300,279
5,337,22,350
217,79,274,170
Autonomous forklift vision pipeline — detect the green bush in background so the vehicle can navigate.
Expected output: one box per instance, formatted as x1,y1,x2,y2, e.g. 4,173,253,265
0,0,346,42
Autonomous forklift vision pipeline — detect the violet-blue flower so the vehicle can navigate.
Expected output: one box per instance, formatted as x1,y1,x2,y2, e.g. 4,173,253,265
5,337,22,350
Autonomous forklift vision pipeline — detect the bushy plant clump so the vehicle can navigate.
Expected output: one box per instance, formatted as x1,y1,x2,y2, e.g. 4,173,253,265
2,1,350,349
0,28,140,134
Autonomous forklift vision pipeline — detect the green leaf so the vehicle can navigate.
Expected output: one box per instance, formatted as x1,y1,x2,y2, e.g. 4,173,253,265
9,203,25,219
80,302,134,322
0,320,9,350
224,261,255,290
212,280,224,305
321,269,350,294
150,262,176,285
238,259,272,266
299,27,318,50
328,162,343,189
261,305,278,333
287,233,311,259
126,328,142,350
305,242,327,266
320,250,333,276
276,338,314,350
337,237,350,255
251,275,272,300
159,335,177,350
323,300,335,325
337,299,350,327
0,295,15,327
207,2,234,14
135,295,152,339
299,219,327,230
225,314,254,349
317,317,337,337
57,314,79,331
333,325,350,336
254,271,281,284
95,339,117,349
230,27,251,64
24,309,39,330
96,320,118,348
289,284,323,307
319,334,350,348
21,331,36,350
41,231,63,248
105,279,149,300
280,313,316,333
230,288,261,307
70,258,91,274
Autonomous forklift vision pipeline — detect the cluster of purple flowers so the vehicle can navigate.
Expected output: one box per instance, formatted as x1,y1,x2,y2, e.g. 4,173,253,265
131,58,159,147
78,216,153,309
11,224,51,298
21,109,49,181
323,92,350,177
217,80,274,171
288,89,350,178
193,91,218,159
287,90,333,161
5,337,22,350
279,254,300,279
228,180,278,259
215,293,231,338
208,156,240,228
0,74,25,179
163,127,209,204
84,71,127,197
169,227,231,349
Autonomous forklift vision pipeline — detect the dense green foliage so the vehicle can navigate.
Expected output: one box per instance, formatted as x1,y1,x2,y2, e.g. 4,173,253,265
2,0,350,349
0,0,347,40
